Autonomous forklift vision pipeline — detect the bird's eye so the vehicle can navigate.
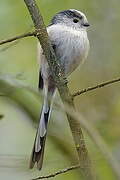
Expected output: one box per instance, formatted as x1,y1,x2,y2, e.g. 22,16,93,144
73,18,79,23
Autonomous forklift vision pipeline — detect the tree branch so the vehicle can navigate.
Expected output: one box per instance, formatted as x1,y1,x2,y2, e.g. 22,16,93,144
32,165,80,180
0,31,36,45
72,77,120,97
24,0,94,179
63,104,120,179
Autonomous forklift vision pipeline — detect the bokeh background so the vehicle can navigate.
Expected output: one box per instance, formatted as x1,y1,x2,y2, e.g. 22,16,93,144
0,0,120,179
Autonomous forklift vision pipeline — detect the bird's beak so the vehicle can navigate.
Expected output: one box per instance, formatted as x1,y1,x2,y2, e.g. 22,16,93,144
83,22,90,27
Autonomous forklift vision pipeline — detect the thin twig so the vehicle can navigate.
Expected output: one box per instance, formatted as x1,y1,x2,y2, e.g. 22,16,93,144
0,41,19,52
0,31,36,45
0,25,34,52
72,77,120,97
32,165,80,180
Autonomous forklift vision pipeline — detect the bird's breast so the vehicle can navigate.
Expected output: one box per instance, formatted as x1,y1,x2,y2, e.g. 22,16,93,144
54,30,89,75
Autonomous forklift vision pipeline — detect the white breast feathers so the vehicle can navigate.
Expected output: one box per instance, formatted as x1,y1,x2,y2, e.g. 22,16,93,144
47,24,90,75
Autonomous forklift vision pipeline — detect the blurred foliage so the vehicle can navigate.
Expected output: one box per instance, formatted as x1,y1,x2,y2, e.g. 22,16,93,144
0,0,120,180
0,114,4,119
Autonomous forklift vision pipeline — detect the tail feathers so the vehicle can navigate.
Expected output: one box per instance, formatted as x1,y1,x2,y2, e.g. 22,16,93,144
29,80,56,170
29,135,46,170
29,106,50,170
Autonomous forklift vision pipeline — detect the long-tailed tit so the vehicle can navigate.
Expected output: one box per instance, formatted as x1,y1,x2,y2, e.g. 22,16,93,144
29,9,90,170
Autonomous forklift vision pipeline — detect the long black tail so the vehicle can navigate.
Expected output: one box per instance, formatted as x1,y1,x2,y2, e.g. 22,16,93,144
29,72,55,170
29,93,51,170
29,128,47,170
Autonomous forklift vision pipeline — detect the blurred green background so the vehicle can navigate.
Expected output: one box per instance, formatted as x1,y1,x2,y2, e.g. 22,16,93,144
0,0,120,179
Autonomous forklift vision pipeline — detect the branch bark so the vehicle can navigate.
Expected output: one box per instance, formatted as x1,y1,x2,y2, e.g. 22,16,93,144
63,104,120,179
0,31,35,45
32,165,80,180
24,0,94,179
73,77,120,98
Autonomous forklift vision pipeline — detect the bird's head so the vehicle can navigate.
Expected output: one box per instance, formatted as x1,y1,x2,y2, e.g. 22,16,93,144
51,9,90,30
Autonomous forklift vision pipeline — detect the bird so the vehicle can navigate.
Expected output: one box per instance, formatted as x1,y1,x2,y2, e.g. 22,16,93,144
29,9,90,170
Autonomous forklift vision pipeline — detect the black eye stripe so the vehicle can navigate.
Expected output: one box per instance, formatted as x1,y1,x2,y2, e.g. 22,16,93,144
79,16,83,20
69,12,83,20
59,10,83,20
51,10,83,25
72,13,82,20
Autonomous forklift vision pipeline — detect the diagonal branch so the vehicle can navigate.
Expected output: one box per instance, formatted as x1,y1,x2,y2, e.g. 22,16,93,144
32,165,80,180
24,0,94,179
0,31,36,45
72,77,120,97
63,104,120,179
